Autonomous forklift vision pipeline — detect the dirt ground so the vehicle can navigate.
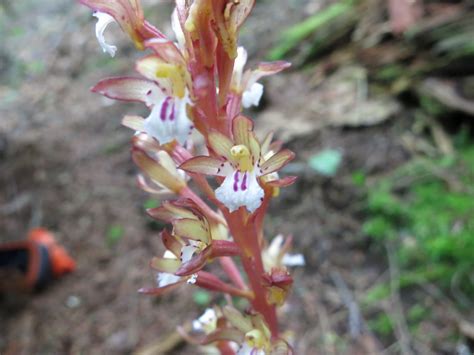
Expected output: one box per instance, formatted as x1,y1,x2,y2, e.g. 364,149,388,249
0,1,468,354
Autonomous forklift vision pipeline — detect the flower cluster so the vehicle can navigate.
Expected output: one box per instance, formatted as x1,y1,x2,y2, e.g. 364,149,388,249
80,0,303,353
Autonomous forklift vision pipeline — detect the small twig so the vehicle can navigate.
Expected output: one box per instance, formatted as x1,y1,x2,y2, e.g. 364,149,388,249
385,243,414,355
330,270,363,338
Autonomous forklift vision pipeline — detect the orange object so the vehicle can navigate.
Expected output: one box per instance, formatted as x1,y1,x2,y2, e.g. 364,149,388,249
27,228,76,277
0,228,76,291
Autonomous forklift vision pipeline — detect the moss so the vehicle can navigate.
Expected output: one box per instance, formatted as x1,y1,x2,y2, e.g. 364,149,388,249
363,144,474,298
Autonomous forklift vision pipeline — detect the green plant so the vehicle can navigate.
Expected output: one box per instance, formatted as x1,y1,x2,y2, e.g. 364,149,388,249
363,145,474,298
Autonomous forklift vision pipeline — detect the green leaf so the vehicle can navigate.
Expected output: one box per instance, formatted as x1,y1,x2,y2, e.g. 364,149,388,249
144,198,159,209
308,149,342,177
106,224,125,247
267,1,355,60
193,290,211,306
351,170,366,186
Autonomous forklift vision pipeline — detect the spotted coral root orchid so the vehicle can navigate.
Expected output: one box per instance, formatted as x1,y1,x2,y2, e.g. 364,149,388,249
80,0,300,353
181,115,295,213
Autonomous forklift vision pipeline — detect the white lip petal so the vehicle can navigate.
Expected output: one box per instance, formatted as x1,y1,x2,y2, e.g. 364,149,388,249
237,343,265,355
156,272,181,287
242,82,264,108
215,170,264,213
93,12,117,57
143,94,193,145
282,253,305,267
181,243,199,263
193,308,217,333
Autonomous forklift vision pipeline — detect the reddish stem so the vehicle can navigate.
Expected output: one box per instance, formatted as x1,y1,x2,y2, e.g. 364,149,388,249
224,209,279,338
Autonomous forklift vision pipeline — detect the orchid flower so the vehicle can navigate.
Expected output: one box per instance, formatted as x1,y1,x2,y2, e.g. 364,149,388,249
181,116,295,213
263,234,305,271
231,47,291,108
80,0,164,52
221,306,289,355
148,202,214,283
92,54,193,145
131,140,187,196
142,200,241,294
192,308,219,334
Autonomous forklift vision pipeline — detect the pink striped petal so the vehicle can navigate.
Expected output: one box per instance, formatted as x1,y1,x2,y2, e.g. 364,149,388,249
246,61,291,88
260,131,274,155
175,246,212,276
138,281,183,295
173,218,209,243
147,201,197,222
132,149,185,193
266,176,297,187
230,0,256,28
260,149,295,175
179,156,228,176
160,230,182,258
144,38,185,65
232,115,253,147
92,77,162,106
208,132,234,161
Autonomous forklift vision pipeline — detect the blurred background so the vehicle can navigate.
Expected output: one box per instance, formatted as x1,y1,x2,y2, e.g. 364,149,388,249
1,0,473,353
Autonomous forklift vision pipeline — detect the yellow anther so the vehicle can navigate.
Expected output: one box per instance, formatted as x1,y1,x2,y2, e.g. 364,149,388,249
230,144,249,157
231,145,252,171
245,329,265,349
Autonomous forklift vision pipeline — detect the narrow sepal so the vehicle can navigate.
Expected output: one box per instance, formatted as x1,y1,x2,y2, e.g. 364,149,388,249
174,246,212,276
266,176,297,187
222,306,253,333
231,0,256,29
144,38,184,65
138,281,183,295
260,149,295,175
92,77,160,105
150,256,181,273
160,229,182,258
173,218,210,243
147,201,196,222
179,156,226,176
208,132,234,161
247,61,292,88
232,115,253,148
132,149,185,193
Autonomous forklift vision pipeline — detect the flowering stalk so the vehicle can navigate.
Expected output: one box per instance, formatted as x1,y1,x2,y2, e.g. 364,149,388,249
80,0,304,353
